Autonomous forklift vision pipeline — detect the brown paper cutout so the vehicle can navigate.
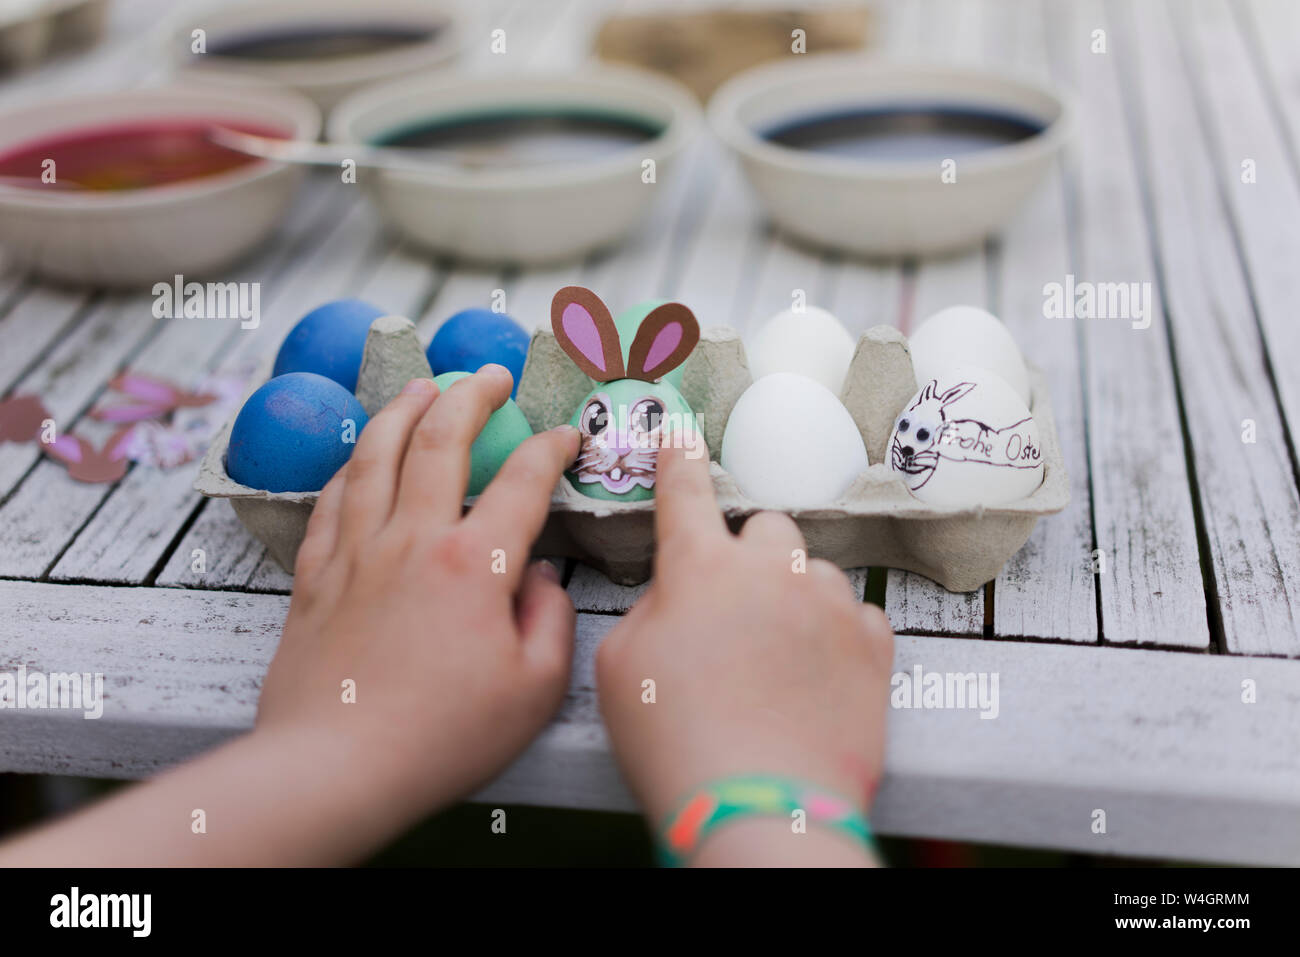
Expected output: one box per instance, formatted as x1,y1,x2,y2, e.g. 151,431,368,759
551,286,625,382
626,302,700,382
90,372,218,423
41,427,134,483
0,394,50,444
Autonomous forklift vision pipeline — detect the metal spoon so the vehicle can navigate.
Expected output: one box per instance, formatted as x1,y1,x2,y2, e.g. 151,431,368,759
206,126,514,174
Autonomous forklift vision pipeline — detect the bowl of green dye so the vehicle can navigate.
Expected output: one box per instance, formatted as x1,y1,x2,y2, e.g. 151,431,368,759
328,66,700,266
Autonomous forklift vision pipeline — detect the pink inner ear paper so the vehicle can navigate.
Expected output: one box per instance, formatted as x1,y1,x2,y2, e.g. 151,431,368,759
643,322,683,373
563,303,607,374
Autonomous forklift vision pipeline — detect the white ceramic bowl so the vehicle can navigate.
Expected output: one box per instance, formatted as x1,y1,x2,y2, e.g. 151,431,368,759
709,56,1072,257
328,66,701,266
167,0,461,114
0,84,320,287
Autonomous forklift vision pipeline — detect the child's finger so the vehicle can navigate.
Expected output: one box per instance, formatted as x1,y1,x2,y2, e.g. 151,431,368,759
738,510,805,556
294,462,348,582
862,602,891,635
515,560,576,685
394,367,514,526
338,378,439,543
653,438,725,551
464,425,580,589
862,603,895,664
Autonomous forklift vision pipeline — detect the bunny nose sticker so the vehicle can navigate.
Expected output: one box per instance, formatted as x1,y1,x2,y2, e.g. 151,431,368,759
550,286,703,502
887,366,1043,507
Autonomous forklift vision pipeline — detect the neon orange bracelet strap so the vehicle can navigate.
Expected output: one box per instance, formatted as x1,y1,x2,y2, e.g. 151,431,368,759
656,774,877,867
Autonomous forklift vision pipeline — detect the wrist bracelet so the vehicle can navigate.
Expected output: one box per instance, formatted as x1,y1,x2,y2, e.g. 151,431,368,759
656,774,877,867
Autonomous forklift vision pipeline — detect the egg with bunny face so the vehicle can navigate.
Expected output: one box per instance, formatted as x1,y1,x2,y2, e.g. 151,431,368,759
552,287,702,502
889,366,1043,507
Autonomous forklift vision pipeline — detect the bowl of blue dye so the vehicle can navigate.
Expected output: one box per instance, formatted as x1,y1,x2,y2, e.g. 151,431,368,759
709,56,1072,257
168,0,461,113
328,66,700,265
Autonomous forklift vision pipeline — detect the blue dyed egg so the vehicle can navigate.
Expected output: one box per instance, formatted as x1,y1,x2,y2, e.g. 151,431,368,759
227,372,369,492
433,371,532,495
427,309,530,398
273,298,386,391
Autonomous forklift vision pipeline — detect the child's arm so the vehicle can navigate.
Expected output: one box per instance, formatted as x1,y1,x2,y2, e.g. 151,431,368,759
0,369,581,866
597,440,895,867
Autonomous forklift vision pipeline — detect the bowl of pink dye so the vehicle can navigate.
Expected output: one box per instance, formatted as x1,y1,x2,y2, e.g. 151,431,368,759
0,83,320,286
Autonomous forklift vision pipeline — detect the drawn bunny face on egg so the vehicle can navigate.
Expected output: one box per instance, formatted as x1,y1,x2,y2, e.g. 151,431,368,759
890,379,976,490
551,286,701,502
890,375,1042,498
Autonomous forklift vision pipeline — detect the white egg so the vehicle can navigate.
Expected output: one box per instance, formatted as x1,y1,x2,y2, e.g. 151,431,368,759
887,366,1044,507
908,305,1031,405
746,306,856,394
721,372,869,509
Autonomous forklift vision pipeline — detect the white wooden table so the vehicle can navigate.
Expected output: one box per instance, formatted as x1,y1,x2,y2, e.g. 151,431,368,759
2,0,1299,865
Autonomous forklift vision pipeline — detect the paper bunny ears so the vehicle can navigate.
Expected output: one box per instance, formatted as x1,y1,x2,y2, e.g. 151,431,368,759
551,286,700,383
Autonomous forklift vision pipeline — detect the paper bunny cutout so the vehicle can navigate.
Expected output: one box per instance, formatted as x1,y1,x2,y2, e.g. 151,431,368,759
0,394,50,444
42,427,134,484
90,372,218,423
551,286,701,501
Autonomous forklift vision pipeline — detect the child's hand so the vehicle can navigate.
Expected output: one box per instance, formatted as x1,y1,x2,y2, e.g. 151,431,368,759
0,367,582,867
257,368,581,817
596,439,894,864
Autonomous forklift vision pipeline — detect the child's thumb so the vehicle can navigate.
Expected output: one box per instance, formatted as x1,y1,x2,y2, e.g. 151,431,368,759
516,560,576,686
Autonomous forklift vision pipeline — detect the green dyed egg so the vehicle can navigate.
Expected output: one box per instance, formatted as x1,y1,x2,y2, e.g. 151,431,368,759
434,371,533,496
565,377,697,503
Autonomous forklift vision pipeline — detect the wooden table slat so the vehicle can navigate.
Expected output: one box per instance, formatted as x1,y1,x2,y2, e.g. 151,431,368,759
353,239,445,324
671,144,767,329
823,256,904,339
883,0,993,636
990,0,1098,642
40,188,374,584
1115,0,1300,656
155,499,266,590
0,296,160,499
0,285,95,397
1204,0,1300,463
4,579,1296,865
1045,0,1209,649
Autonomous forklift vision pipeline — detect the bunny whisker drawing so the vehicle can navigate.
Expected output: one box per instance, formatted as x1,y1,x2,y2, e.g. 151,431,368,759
551,286,702,501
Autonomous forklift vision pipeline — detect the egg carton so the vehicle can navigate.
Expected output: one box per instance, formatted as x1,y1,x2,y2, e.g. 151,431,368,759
194,315,433,569
196,315,1069,592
